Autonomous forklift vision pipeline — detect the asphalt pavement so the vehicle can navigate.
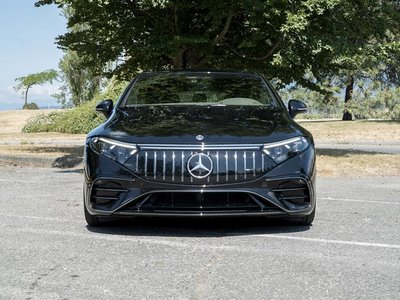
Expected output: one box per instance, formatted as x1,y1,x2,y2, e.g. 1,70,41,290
0,165,399,299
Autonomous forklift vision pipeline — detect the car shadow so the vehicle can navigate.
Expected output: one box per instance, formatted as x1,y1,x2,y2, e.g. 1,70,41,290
86,216,311,238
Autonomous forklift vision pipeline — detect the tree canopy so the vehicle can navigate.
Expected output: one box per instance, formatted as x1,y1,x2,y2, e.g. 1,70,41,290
54,50,103,107
14,69,58,108
35,0,400,91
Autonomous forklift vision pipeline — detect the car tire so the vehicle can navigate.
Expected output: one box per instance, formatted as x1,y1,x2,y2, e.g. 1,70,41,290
298,206,315,225
285,206,315,226
84,203,101,226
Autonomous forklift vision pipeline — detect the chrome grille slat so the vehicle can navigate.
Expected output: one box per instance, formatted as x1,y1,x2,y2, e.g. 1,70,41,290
252,151,256,177
181,151,184,182
163,151,166,180
243,151,247,179
225,151,228,181
261,154,264,172
234,151,238,181
153,151,157,179
207,151,210,183
144,151,148,177
216,151,219,182
190,151,194,183
172,151,175,182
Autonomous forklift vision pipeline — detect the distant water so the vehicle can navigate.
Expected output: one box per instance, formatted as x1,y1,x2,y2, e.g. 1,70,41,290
0,104,63,111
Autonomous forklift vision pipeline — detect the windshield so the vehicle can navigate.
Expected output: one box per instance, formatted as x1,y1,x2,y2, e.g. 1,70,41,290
123,72,278,107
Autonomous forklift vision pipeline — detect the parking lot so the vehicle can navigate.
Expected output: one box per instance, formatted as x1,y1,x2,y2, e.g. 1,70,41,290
0,164,399,299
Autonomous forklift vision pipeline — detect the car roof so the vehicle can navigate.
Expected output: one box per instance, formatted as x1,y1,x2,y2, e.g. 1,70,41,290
139,69,260,77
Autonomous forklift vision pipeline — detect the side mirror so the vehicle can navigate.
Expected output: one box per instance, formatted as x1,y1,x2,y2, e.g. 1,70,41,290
288,99,307,118
96,99,113,118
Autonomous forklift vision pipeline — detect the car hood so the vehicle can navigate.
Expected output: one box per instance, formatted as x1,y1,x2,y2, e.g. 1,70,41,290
89,105,310,144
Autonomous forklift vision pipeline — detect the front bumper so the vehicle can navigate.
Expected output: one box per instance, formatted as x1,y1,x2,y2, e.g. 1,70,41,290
84,144,316,217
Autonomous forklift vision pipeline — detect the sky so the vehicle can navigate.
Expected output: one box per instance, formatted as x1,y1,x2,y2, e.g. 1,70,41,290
0,0,66,110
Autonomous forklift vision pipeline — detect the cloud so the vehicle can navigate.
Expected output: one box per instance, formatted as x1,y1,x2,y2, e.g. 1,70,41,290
29,84,61,97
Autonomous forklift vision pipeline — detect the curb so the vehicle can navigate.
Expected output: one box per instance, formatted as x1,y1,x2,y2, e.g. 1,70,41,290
0,154,83,168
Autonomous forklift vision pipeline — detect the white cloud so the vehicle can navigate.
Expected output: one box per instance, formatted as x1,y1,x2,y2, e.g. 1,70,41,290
29,84,61,97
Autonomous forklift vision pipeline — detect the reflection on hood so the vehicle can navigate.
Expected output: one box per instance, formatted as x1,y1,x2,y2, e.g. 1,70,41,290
91,105,304,144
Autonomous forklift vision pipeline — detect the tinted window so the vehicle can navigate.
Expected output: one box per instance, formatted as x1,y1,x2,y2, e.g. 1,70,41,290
124,72,277,107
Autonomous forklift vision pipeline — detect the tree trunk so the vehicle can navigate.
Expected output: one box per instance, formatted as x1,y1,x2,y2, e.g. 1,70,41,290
342,76,354,121
172,48,189,69
24,84,32,108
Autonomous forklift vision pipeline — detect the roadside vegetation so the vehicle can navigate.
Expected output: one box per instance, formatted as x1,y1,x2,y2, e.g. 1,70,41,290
22,79,126,134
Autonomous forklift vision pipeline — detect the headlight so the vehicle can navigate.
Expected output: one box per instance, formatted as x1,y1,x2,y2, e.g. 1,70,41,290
90,137,138,164
263,137,310,163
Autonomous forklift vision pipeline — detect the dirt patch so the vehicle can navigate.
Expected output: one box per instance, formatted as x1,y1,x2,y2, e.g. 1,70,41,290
300,120,400,142
317,153,400,177
0,110,58,133
0,144,83,157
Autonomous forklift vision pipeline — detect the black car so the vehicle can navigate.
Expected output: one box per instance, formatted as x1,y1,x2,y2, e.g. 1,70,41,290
83,70,316,226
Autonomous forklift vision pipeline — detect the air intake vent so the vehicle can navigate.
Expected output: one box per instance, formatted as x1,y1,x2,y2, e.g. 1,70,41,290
269,178,310,206
90,180,130,207
119,192,281,213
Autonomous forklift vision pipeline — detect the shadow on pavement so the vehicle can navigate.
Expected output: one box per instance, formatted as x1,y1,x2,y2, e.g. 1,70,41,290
316,148,386,157
28,145,83,156
55,168,84,174
86,216,311,238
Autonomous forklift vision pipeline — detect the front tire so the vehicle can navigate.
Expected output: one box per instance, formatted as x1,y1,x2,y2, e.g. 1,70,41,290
285,206,315,225
297,206,315,225
84,203,101,226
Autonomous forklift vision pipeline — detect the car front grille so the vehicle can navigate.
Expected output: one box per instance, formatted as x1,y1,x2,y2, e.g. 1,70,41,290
124,145,276,185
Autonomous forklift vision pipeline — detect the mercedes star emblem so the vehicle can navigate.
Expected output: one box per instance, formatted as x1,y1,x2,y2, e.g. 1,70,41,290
196,135,204,141
187,153,213,179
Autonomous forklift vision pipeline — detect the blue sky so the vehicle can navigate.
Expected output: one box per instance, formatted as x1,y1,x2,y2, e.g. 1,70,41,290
0,0,66,110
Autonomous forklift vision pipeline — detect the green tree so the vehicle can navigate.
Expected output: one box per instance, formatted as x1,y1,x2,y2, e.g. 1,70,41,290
14,69,58,108
54,50,103,107
35,1,400,82
36,0,400,121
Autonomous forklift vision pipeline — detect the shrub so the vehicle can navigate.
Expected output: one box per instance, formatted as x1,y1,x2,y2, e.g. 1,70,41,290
22,79,128,134
23,102,39,110
390,105,400,120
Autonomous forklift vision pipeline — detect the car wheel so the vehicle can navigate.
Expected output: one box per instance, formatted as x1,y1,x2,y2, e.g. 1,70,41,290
285,206,315,226
84,203,101,226
297,206,315,225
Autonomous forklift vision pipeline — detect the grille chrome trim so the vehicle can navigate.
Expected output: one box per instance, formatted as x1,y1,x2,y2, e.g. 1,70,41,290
139,144,262,150
234,151,238,180
225,151,228,181
243,151,247,179
163,151,166,180
153,151,157,179
252,151,256,176
181,151,184,182
144,151,148,177
172,151,175,182
216,151,220,182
